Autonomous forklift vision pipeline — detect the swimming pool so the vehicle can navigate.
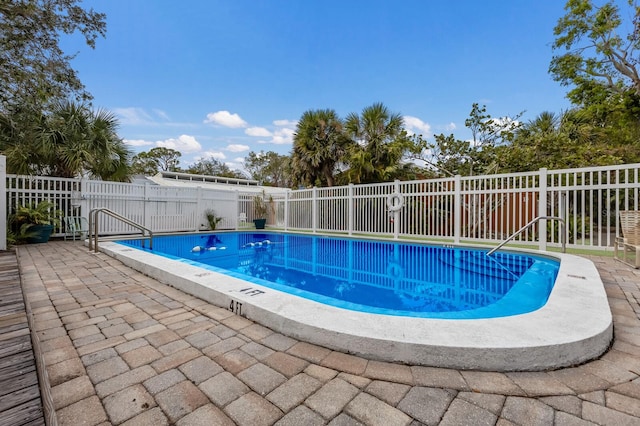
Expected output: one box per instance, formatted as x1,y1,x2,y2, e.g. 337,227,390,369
101,232,613,371
117,232,559,319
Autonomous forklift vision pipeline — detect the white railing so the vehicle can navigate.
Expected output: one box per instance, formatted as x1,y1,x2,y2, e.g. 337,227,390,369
6,176,244,236
279,164,640,251
5,161,640,251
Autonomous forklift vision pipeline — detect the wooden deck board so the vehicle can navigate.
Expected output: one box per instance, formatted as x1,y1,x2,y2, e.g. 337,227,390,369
0,311,28,326
0,363,38,398
0,294,25,308
0,384,41,412
0,335,32,358
0,251,45,426
0,398,46,426
0,319,29,335
0,349,36,375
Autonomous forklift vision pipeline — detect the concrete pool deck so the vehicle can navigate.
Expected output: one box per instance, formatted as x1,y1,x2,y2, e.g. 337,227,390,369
14,241,640,425
101,241,613,372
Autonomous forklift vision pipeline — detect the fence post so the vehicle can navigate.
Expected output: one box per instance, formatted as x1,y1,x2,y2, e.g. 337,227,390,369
143,183,151,230
284,190,289,231
0,156,6,250
393,180,400,240
454,175,462,244
78,178,88,219
235,190,240,230
312,187,317,233
348,184,354,236
195,186,203,231
538,168,548,251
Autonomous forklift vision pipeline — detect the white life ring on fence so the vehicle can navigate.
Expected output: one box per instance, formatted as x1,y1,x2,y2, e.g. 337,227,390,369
386,192,404,211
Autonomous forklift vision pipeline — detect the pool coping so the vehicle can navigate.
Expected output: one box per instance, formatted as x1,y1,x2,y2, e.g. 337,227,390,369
100,239,613,371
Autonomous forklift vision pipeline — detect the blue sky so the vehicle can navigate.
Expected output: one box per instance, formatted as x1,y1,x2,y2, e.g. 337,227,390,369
64,1,573,172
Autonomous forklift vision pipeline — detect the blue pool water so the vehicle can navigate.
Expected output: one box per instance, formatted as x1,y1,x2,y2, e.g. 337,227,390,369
118,232,560,319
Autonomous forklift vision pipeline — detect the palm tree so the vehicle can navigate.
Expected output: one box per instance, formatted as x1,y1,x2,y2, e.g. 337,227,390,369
508,110,603,171
1,101,132,181
0,106,51,175
517,111,560,139
291,109,351,187
343,102,409,183
87,109,132,181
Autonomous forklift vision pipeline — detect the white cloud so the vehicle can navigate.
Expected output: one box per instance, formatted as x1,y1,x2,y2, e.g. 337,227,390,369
245,127,272,137
114,107,173,125
446,122,456,131
152,109,171,121
204,110,248,128
274,127,294,144
225,160,248,175
261,127,295,145
226,144,250,152
273,119,297,127
233,157,245,163
246,122,295,145
124,139,154,147
157,134,202,153
114,108,154,125
403,116,431,135
201,151,226,160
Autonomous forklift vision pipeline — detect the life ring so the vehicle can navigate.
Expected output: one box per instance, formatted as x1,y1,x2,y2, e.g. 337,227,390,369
387,261,404,279
386,192,404,211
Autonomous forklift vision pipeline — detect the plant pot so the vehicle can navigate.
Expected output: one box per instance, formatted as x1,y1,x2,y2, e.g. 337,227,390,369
253,218,267,230
25,224,54,244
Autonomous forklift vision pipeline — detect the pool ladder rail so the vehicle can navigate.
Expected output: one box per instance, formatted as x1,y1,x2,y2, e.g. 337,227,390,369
488,216,566,256
88,207,153,253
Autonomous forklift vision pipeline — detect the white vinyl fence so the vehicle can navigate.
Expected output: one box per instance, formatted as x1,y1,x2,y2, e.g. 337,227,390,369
6,175,245,236
278,164,640,251
4,158,640,252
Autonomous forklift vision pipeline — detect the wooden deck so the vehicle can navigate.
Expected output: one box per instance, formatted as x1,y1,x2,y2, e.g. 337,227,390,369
0,250,45,426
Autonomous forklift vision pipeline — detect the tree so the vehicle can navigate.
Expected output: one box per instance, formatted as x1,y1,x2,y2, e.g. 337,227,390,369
343,103,418,183
419,133,474,177
244,150,292,187
83,108,132,181
131,152,162,176
131,147,182,175
465,103,520,148
0,0,107,111
550,0,640,103
291,109,351,187
548,1,640,167
0,100,132,180
499,108,636,172
0,105,49,175
463,103,522,175
506,111,573,171
185,157,245,179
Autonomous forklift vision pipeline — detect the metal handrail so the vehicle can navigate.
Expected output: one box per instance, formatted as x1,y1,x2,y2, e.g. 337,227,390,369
487,216,565,256
88,207,153,253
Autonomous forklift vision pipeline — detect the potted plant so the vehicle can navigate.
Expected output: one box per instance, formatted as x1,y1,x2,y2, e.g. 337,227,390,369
204,209,223,230
10,201,62,244
253,192,269,230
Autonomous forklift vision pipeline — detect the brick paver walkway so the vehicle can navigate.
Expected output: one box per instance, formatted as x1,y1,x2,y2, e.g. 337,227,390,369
15,242,640,425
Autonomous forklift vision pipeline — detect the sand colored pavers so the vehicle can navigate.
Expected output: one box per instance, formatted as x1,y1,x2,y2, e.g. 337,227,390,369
11,242,640,425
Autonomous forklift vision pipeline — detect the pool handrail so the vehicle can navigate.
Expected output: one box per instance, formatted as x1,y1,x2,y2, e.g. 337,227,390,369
88,207,153,253
488,216,565,256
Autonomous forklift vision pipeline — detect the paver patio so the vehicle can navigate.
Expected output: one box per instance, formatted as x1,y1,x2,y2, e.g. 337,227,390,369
10,241,640,425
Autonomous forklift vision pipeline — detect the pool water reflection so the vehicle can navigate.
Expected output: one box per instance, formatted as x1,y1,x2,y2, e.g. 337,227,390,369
118,232,559,319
